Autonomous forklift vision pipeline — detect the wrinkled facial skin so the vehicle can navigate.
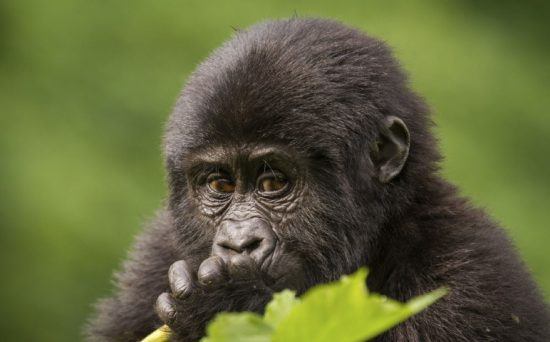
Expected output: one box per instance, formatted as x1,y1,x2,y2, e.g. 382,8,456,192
187,145,304,290
175,143,366,293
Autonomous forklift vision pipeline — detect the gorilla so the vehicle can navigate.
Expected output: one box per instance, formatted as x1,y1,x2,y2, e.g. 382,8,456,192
86,18,550,341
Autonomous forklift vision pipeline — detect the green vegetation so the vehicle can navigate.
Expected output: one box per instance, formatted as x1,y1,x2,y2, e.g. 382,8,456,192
0,1,549,341
142,269,446,342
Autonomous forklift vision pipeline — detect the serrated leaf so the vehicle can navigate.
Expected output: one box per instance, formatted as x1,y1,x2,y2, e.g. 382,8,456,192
272,268,447,342
263,289,300,328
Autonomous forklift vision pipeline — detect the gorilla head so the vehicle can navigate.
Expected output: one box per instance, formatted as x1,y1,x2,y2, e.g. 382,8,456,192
87,18,550,342
163,18,431,293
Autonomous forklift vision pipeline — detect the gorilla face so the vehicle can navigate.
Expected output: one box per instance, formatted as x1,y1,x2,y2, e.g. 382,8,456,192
182,143,311,291
165,103,410,295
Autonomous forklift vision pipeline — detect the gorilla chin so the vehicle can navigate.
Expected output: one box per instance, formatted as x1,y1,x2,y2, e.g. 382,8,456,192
86,18,550,342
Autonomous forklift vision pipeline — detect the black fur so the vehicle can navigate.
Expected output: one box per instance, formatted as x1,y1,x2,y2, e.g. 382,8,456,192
86,18,550,341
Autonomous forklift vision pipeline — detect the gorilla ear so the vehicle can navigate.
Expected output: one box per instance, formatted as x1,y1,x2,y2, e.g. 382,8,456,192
371,116,410,183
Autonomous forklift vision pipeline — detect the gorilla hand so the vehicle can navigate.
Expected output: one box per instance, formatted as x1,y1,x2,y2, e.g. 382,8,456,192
155,256,273,341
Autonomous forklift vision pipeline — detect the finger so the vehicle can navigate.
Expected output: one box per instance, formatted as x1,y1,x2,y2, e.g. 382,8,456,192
227,254,257,281
155,292,177,325
197,255,227,287
168,260,195,298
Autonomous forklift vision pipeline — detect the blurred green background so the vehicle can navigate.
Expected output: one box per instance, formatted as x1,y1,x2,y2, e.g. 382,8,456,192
1,0,549,340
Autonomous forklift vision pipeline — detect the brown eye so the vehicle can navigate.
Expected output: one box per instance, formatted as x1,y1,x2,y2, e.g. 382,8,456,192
208,176,235,193
258,173,288,193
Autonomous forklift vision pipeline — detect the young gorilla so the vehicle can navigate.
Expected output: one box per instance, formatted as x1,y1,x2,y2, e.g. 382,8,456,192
87,18,550,341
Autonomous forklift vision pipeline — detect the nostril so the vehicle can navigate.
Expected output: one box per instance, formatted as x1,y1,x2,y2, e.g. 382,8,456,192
218,237,263,254
242,238,262,253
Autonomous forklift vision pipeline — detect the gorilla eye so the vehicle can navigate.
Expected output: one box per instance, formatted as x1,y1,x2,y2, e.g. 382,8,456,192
207,174,235,193
258,172,289,194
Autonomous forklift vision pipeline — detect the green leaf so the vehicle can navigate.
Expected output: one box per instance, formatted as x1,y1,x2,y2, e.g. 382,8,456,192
272,269,447,342
263,290,300,328
201,312,273,342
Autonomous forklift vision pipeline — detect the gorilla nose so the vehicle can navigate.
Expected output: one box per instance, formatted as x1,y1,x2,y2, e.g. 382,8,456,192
212,218,276,265
219,236,263,254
